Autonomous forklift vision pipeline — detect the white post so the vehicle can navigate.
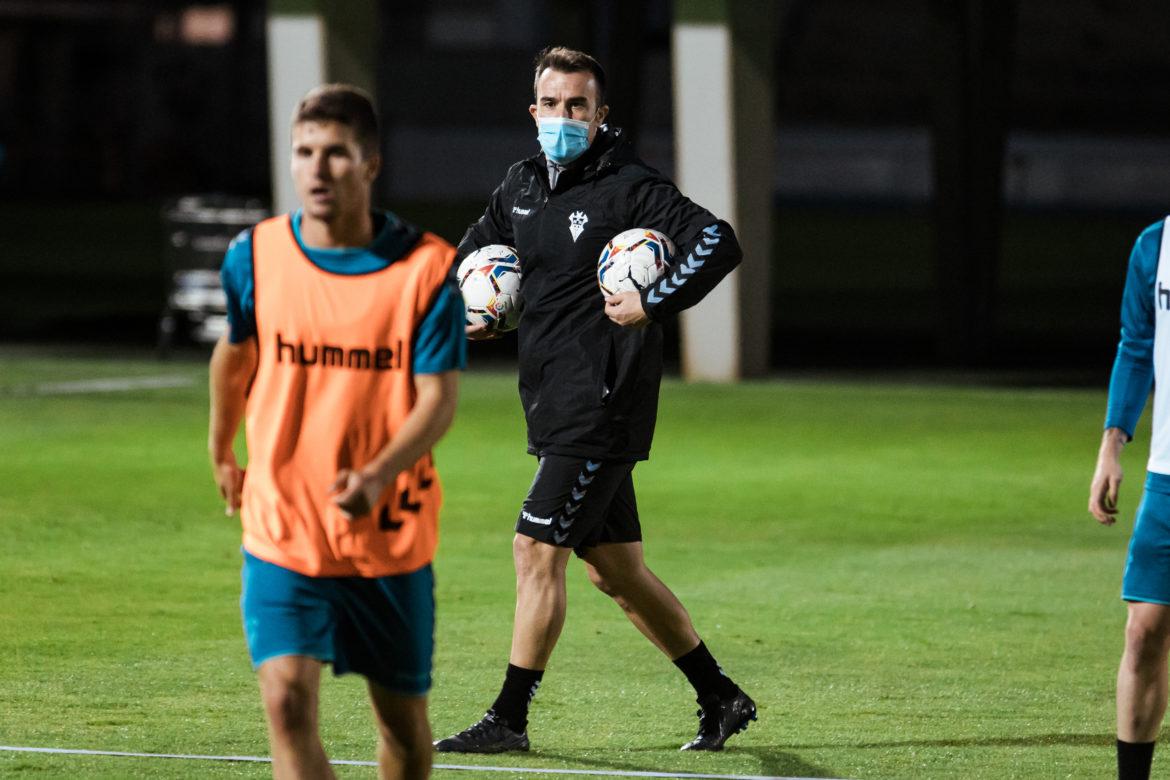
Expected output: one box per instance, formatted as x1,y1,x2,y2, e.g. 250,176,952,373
672,22,740,382
266,14,325,216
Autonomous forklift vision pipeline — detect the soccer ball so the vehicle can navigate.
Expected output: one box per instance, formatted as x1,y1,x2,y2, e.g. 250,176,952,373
457,245,523,332
597,228,676,297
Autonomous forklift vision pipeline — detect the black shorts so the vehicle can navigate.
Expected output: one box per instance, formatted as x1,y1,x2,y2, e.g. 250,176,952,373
515,455,642,554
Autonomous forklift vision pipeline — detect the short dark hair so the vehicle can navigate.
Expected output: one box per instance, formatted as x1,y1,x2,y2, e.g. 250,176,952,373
532,46,607,108
293,83,379,156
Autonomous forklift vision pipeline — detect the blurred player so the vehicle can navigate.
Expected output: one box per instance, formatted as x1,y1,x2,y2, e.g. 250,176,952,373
208,84,464,779
1091,217,1170,780
434,47,754,754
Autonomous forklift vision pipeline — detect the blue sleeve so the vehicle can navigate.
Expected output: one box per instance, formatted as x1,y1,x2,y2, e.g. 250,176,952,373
1104,221,1162,439
412,278,467,375
220,229,256,344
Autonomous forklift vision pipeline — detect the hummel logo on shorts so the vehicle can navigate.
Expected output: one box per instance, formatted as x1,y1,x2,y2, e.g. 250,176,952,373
521,510,552,526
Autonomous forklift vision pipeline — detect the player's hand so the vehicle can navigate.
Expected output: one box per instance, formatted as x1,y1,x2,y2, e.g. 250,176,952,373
466,323,502,341
212,454,245,516
330,468,385,519
605,292,649,328
1089,429,1126,526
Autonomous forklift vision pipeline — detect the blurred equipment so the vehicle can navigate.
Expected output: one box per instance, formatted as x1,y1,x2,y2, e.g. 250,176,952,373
159,194,268,352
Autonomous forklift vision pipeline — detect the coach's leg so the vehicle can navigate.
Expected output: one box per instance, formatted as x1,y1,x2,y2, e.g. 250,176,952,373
480,534,573,734
368,683,431,780
510,534,575,668
257,655,335,780
583,540,755,751
581,541,698,657
434,529,576,753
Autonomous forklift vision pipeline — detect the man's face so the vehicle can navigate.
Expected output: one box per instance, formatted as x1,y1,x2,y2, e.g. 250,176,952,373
529,68,609,146
290,120,379,221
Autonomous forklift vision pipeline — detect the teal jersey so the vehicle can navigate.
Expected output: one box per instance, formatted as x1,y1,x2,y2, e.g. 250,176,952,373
221,210,466,375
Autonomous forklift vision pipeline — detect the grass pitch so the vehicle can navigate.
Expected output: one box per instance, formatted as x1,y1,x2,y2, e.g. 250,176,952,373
0,348,1141,778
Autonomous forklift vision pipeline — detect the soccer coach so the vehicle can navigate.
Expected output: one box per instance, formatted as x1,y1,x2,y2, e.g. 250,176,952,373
435,47,755,754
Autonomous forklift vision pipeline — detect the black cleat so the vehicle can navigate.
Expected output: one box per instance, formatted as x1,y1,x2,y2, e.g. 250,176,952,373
433,711,530,753
680,690,757,751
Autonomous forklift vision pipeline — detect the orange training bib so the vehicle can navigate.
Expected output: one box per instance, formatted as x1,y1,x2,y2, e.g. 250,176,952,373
240,215,455,577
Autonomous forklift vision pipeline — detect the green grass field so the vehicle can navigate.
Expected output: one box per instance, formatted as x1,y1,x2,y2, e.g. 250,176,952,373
0,348,1146,778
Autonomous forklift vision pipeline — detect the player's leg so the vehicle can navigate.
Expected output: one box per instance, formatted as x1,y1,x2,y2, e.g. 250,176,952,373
578,475,755,751
1118,602,1170,738
330,563,437,774
241,551,339,778
368,684,432,780
257,656,335,780
435,456,631,753
1117,490,1170,779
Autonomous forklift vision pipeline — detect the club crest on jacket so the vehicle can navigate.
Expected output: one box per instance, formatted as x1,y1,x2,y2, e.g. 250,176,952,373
569,211,588,242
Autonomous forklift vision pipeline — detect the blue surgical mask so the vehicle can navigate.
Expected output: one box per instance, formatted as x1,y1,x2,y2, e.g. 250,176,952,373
537,117,591,165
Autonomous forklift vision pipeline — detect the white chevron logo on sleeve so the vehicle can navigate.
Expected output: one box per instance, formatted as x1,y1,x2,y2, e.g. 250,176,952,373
645,228,721,305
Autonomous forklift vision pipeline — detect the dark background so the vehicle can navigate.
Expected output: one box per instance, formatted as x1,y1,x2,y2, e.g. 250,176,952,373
3,0,1169,373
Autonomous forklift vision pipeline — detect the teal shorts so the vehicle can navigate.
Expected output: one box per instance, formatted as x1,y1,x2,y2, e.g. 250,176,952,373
1123,488,1170,605
240,550,434,695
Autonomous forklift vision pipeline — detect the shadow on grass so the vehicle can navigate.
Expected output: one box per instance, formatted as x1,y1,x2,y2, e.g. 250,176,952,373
789,733,1111,750
532,745,840,778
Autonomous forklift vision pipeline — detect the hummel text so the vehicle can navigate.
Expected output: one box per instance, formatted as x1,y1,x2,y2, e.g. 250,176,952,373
521,510,552,526
276,332,403,370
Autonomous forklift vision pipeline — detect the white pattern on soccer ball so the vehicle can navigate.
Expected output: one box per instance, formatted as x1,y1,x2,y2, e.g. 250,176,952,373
457,245,523,332
597,228,676,297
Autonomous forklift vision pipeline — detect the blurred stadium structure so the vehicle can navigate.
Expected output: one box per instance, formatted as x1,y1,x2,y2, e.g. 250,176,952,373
159,194,267,350
2,0,1169,372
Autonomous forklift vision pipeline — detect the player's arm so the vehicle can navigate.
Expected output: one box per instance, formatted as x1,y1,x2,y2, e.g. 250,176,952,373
1089,223,1160,525
331,370,459,518
208,334,257,515
1090,427,1128,526
606,173,743,327
209,230,258,515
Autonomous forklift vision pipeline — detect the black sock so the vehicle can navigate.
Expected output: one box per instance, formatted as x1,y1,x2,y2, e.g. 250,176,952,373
489,664,543,732
1118,739,1156,780
673,641,739,701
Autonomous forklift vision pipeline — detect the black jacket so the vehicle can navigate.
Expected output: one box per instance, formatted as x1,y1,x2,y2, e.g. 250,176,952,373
457,127,742,461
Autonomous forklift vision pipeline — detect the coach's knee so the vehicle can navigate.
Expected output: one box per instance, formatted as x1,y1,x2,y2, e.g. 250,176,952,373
1124,611,1170,670
586,564,617,597
513,535,564,585
261,679,316,737
585,561,644,608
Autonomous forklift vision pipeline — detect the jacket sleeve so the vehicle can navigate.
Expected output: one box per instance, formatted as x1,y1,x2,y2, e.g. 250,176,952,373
622,171,743,321
456,172,516,259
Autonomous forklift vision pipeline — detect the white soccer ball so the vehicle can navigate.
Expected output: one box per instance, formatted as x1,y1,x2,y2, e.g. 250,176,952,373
597,227,676,297
457,245,523,332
